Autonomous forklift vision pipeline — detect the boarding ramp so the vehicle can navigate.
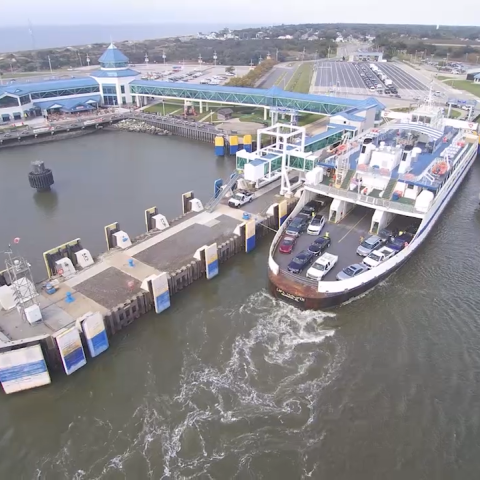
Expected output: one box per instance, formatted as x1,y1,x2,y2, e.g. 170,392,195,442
205,172,242,212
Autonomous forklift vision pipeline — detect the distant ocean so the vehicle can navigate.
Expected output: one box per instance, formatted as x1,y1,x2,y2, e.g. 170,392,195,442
0,23,258,53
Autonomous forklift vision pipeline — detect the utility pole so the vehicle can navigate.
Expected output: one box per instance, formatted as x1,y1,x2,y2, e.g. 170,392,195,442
86,54,90,67
213,51,218,66
78,51,83,67
275,48,279,61
47,55,53,73
162,50,166,65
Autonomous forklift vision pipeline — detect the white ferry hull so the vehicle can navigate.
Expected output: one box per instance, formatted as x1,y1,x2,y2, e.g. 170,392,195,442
269,144,478,309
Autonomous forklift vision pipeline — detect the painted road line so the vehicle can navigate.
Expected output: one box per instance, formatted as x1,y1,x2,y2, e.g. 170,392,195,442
338,214,368,244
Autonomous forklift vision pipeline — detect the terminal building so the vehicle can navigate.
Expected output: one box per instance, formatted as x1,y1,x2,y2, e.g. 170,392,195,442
349,51,384,62
0,44,385,126
466,68,480,83
0,44,140,123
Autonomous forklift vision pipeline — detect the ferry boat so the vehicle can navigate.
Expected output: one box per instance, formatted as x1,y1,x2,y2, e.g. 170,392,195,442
251,93,479,309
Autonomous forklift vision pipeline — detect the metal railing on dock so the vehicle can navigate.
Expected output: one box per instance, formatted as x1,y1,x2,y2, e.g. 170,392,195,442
205,172,242,212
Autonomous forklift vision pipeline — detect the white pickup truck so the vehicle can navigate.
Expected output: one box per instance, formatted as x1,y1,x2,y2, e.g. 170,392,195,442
362,246,396,269
228,190,254,208
306,252,338,280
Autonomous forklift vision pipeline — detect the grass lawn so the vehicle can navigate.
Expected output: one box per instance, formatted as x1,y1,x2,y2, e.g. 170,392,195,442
144,100,187,115
449,109,462,118
436,77,480,98
297,113,325,126
285,63,314,94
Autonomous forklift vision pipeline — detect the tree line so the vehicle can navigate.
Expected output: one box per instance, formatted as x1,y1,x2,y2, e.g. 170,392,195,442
225,59,278,88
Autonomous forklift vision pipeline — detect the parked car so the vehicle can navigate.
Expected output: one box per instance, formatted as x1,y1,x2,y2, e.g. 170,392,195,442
306,253,338,280
308,236,331,256
307,214,326,235
363,246,396,269
386,232,414,253
300,199,326,216
287,250,314,274
285,216,309,237
336,263,369,281
279,235,297,254
356,235,384,257
378,227,399,243
228,190,254,208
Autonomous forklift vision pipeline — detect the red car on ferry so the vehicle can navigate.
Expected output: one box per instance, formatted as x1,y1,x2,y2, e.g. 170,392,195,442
279,235,297,254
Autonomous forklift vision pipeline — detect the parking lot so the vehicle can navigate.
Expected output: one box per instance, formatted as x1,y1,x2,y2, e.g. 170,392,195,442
313,61,429,100
136,65,252,87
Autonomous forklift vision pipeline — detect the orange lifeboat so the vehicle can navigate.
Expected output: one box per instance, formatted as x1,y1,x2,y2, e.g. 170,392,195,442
431,161,448,176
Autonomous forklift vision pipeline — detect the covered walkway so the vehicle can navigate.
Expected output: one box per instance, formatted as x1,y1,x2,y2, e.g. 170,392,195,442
130,81,384,116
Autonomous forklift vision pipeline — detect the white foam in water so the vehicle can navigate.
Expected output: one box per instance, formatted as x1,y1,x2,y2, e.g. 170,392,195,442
34,291,343,479
157,291,342,477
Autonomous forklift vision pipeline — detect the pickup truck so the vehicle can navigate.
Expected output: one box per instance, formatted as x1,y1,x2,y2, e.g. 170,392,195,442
228,190,254,208
306,252,338,280
362,246,396,269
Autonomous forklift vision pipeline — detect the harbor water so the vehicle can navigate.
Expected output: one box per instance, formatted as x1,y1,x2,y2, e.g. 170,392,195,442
1,133,480,478
0,130,236,280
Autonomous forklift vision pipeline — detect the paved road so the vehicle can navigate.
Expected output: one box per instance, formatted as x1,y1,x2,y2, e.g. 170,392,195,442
258,63,299,89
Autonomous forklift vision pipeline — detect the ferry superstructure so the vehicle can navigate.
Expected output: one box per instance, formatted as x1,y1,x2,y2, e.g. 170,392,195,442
235,95,479,309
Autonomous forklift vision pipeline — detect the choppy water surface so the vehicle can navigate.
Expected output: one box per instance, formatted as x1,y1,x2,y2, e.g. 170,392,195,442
1,136,480,479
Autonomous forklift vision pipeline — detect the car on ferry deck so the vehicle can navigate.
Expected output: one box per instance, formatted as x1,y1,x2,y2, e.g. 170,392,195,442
287,250,314,274
279,235,297,254
307,214,326,235
285,216,309,237
356,235,384,257
308,235,331,256
336,263,369,281
386,232,414,253
378,227,399,243
362,246,397,269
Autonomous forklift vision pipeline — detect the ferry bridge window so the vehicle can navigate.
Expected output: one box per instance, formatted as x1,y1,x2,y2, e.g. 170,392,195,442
0,95,20,108
120,86,125,94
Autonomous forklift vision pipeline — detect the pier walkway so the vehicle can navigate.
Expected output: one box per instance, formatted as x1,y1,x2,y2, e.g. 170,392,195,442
0,182,285,343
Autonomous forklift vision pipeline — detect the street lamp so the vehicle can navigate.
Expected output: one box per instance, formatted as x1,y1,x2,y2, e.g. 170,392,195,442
162,50,166,65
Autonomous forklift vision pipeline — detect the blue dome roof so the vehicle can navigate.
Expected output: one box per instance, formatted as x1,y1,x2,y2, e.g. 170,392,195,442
98,43,129,67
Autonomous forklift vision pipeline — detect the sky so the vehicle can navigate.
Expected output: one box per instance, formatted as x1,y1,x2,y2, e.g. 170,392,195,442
1,0,480,27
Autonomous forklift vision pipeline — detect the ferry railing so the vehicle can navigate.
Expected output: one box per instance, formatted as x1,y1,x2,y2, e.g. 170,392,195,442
307,183,423,215
279,269,319,287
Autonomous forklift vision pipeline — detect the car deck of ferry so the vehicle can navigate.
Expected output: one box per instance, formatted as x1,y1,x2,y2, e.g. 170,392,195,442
274,204,420,282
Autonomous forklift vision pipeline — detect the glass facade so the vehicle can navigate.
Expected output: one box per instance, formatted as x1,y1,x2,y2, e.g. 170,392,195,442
31,86,100,100
101,61,128,68
102,84,118,106
0,95,20,108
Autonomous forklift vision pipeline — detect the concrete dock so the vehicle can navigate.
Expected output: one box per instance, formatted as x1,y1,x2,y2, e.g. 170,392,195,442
0,181,287,344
